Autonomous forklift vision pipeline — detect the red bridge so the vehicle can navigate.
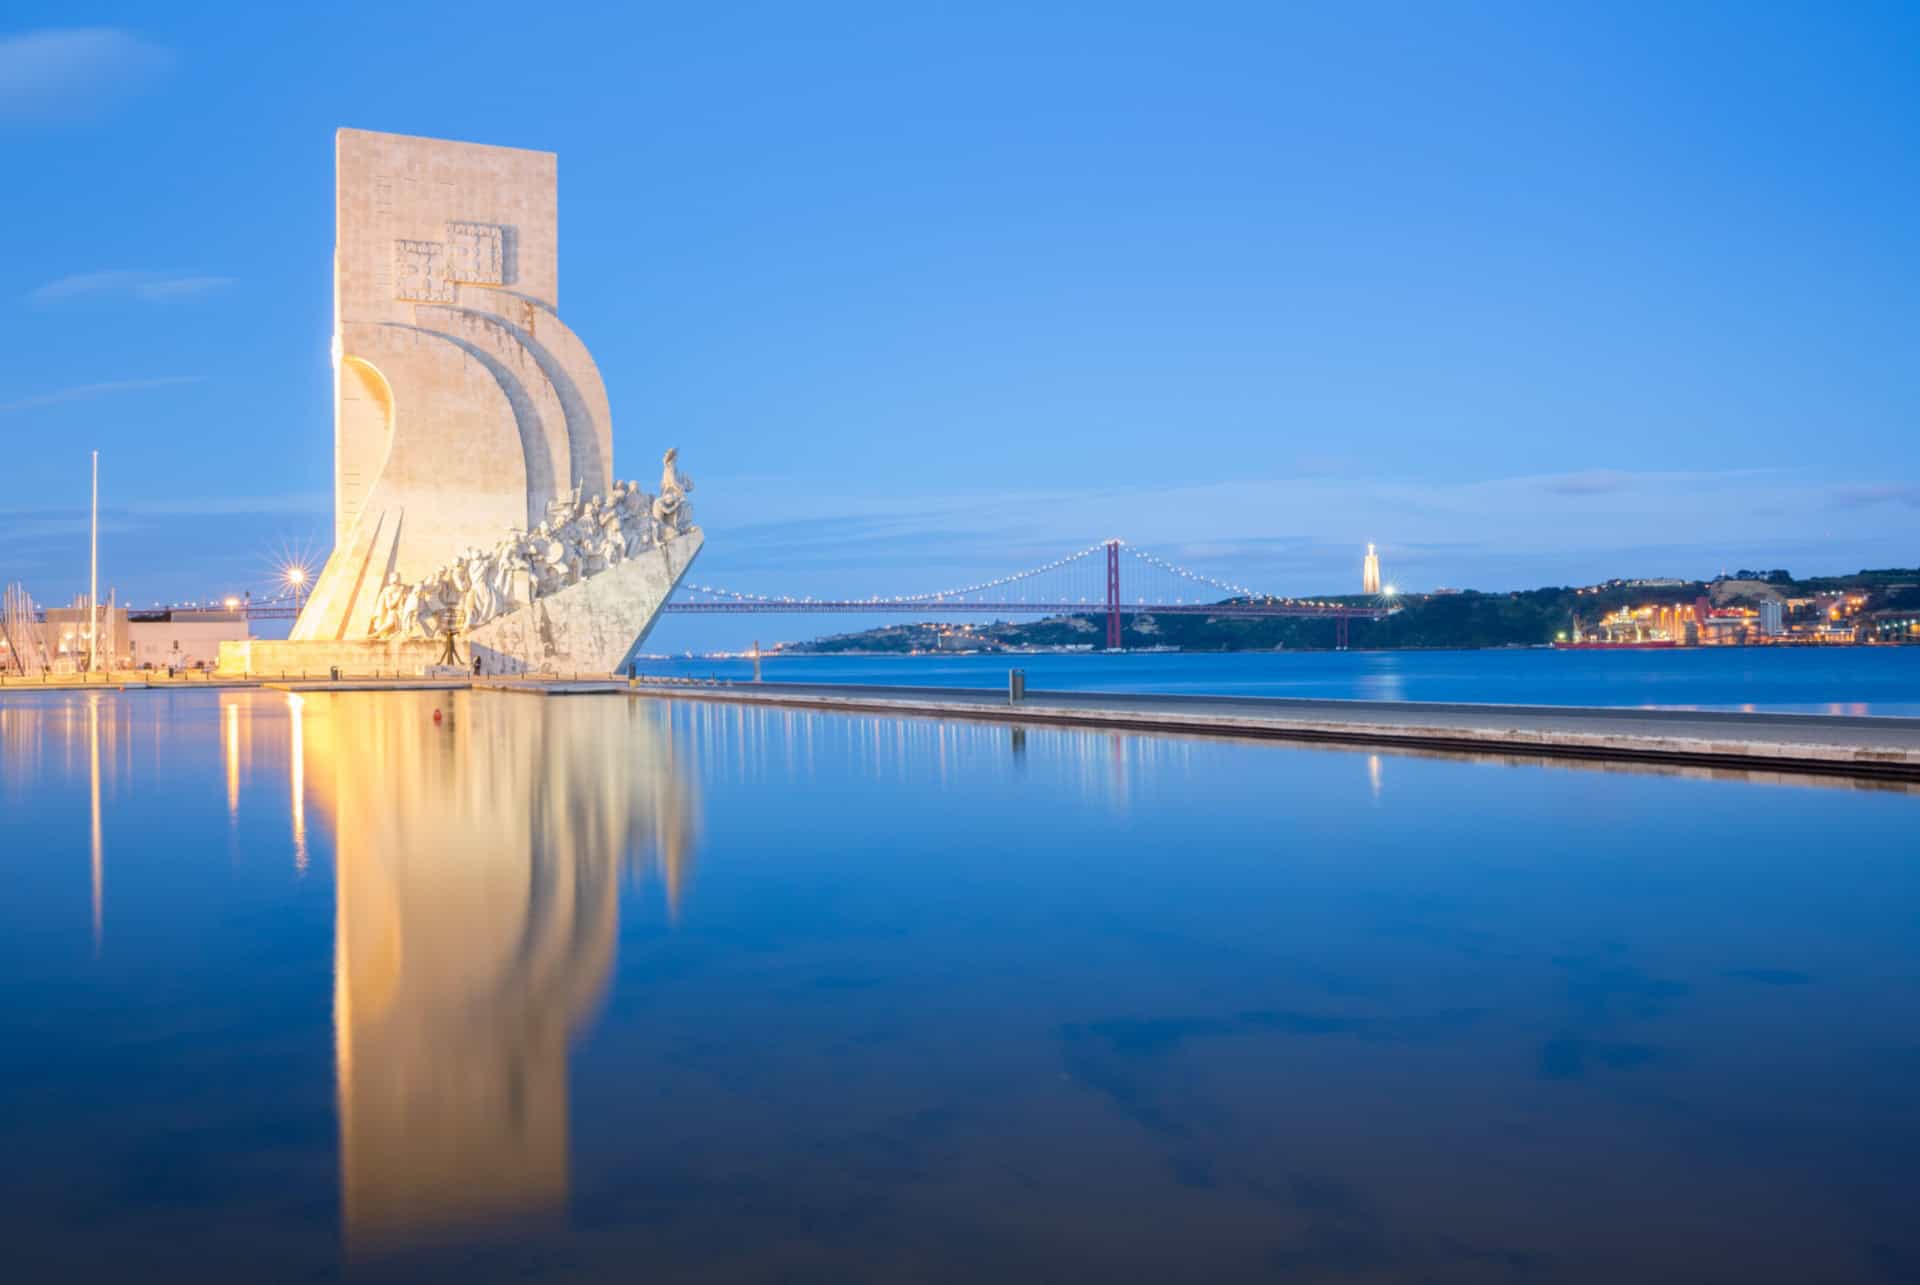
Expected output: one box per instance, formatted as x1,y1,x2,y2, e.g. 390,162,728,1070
664,539,1397,648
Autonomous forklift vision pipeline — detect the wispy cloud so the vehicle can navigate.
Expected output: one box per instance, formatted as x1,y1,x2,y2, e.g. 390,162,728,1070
1828,483,1920,510
129,494,331,517
0,28,172,123
1530,467,1774,498
0,376,203,415
30,271,234,303
1540,469,1636,497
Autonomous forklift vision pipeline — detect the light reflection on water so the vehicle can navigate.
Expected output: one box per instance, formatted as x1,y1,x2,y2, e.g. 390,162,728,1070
0,689,1917,1282
307,691,696,1254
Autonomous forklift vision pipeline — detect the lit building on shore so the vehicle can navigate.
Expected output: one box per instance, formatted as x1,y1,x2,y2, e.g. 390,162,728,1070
31,605,250,671
1362,544,1382,595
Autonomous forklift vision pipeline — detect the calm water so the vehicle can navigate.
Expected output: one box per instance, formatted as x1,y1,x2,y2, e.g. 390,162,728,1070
643,647,1920,716
2,688,1917,1283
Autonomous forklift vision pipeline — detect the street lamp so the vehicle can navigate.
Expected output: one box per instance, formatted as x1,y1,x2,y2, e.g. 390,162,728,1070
284,565,310,610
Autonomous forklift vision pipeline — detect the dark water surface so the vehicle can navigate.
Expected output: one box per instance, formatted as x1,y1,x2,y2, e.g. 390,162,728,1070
2,688,1917,1283
642,647,1920,716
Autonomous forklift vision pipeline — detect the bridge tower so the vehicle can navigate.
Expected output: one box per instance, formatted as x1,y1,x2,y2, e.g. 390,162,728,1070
1105,540,1123,650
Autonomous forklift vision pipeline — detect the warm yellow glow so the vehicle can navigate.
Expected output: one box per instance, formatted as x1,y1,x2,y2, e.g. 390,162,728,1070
286,567,308,587
226,700,240,819
289,693,307,873
224,596,241,611
318,692,696,1253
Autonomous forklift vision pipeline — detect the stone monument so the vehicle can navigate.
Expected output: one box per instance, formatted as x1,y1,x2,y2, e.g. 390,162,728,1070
228,128,700,676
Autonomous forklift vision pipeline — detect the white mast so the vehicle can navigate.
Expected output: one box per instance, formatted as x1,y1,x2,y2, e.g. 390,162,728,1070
89,449,99,673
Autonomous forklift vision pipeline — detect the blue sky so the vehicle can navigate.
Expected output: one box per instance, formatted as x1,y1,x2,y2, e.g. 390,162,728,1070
2,2,1915,649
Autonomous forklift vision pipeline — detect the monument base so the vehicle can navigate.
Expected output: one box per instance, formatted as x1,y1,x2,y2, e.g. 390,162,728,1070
468,528,702,675
217,637,446,678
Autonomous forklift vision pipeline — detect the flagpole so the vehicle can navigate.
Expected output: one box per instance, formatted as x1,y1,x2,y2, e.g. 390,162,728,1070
89,449,99,673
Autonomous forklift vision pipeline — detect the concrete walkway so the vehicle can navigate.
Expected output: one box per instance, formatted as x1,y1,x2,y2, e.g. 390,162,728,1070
0,675,259,691
628,680,1920,782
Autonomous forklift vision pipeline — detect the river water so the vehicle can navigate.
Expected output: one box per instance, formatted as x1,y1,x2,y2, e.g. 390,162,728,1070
640,646,1920,716
1,687,1916,1282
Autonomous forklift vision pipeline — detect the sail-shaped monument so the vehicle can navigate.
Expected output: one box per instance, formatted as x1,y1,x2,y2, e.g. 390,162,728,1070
222,128,699,677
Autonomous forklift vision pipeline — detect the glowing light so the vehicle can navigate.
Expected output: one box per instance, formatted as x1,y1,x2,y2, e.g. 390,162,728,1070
224,596,240,611
286,567,307,587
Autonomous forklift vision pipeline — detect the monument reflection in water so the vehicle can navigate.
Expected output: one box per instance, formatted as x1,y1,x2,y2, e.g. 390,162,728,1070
295,691,696,1252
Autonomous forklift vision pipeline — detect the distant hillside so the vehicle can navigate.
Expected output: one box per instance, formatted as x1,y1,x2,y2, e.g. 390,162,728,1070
789,568,1920,653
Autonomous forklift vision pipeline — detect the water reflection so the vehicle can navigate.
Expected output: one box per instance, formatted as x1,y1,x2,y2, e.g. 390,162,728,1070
288,693,307,873
87,693,103,954
293,692,697,1254
2,689,1918,1280
225,697,240,819
651,696,1920,799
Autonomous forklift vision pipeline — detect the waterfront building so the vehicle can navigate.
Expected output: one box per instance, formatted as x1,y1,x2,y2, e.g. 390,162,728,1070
1759,600,1785,636
40,602,126,670
31,606,250,671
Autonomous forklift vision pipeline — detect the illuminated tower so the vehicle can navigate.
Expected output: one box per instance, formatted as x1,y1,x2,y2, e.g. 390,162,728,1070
1362,543,1382,595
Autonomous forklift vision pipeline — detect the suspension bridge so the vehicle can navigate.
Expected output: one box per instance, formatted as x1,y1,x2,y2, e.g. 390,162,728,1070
665,539,1397,648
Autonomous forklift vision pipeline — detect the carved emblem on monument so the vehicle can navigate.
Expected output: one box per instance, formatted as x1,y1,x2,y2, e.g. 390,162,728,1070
393,238,455,302
446,221,504,285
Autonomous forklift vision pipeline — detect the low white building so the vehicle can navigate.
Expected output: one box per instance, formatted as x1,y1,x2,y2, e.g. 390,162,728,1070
127,610,252,669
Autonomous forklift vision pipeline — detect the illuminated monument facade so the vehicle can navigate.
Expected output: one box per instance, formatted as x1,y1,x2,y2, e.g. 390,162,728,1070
1362,543,1382,595
276,128,700,674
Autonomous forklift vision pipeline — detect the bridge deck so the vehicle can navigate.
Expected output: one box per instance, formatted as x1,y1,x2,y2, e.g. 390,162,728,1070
628,679,1920,783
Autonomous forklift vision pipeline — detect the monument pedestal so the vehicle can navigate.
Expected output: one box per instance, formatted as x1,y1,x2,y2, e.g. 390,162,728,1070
218,637,446,678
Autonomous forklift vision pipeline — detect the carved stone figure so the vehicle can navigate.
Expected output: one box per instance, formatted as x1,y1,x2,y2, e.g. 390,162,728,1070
493,532,531,613
404,573,451,641
652,448,694,534
618,485,655,556
463,547,501,628
368,572,407,639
